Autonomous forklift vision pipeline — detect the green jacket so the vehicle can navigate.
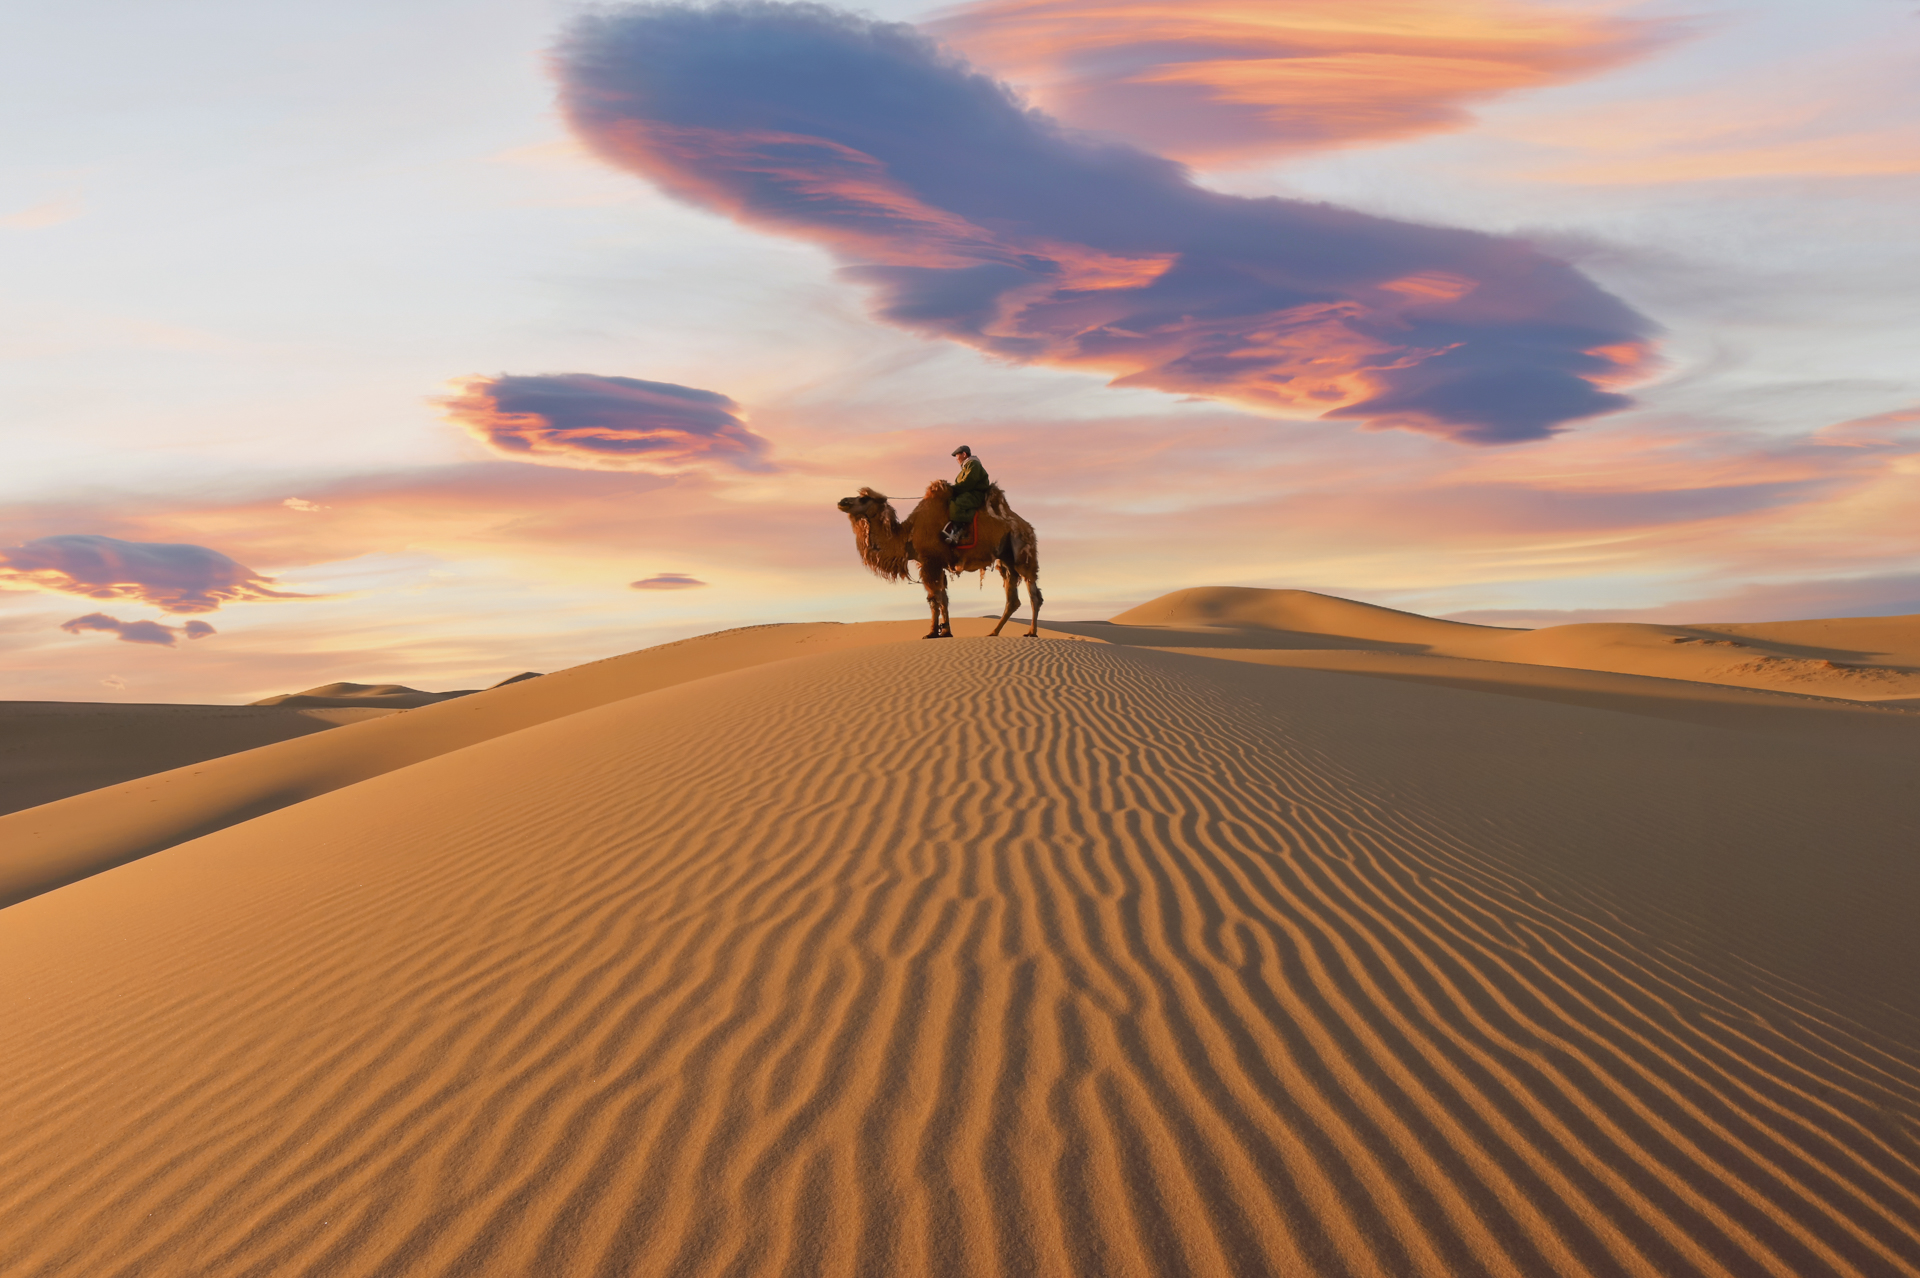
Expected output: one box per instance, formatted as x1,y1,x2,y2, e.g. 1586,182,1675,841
950,456,989,520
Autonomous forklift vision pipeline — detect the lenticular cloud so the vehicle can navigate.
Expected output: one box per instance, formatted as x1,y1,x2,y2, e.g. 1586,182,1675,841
931,0,1665,166
0,535,300,614
441,373,775,472
556,1,1658,444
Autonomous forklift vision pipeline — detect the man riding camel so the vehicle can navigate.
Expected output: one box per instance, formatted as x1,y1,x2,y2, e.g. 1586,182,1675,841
943,445,989,545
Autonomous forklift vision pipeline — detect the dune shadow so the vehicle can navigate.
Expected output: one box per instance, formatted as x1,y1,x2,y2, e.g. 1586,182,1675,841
1666,627,1920,668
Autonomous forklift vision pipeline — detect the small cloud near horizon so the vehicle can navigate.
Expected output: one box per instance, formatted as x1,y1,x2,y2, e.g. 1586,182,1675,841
0,534,305,614
60,613,218,647
440,373,776,473
283,497,326,512
630,572,708,590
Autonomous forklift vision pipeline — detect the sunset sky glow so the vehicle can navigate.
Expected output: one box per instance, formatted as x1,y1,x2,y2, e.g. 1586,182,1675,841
3,0,1917,702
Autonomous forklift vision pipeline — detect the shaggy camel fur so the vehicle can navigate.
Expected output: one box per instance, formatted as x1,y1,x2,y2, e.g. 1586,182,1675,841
837,481,1043,638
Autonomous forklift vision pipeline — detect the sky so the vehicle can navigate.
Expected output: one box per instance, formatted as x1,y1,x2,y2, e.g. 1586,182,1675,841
2,0,1917,703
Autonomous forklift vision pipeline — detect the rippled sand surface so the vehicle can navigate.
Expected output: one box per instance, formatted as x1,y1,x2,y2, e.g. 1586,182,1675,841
4,636,1919,1277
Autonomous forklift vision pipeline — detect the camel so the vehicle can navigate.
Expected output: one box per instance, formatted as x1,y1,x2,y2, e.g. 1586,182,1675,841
837,481,1043,638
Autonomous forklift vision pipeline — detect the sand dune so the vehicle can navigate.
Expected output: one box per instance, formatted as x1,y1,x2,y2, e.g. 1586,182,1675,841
249,673,544,710
0,676,545,817
1111,583,1510,650
4,630,1919,1277
0,701,394,818
0,620,1068,907
250,681,479,710
1106,587,1920,704
8,589,1919,909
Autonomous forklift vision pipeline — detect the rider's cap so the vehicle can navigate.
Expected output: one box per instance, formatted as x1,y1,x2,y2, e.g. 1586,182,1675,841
951,445,971,456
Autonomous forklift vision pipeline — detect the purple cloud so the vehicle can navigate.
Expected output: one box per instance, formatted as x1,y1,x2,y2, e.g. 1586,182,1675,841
60,613,218,647
555,2,1658,444
0,534,302,614
630,572,708,589
440,373,775,472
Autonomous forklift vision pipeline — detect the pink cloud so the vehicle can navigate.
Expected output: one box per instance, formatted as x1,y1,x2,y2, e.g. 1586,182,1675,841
932,0,1670,166
1482,44,1920,185
0,535,304,614
0,462,840,588
60,613,217,647
630,573,708,590
820,398,1920,609
439,373,775,473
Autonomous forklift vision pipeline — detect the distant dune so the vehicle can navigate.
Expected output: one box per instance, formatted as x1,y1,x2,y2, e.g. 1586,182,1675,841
3,591,1918,1276
1103,587,1920,705
0,701,397,818
250,673,542,709
0,674,547,819
248,680,479,710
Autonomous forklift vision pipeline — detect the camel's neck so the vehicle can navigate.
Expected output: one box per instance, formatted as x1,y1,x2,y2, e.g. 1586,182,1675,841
855,505,913,581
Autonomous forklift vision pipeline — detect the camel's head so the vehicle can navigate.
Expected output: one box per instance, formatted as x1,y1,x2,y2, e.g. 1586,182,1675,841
836,487,890,518
839,487,911,580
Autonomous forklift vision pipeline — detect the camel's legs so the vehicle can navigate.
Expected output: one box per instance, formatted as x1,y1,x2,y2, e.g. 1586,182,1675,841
988,564,1020,637
1024,575,1044,637
923,567,952,638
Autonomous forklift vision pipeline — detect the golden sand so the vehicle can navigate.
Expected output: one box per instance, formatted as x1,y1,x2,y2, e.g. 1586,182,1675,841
3,591,1917,1276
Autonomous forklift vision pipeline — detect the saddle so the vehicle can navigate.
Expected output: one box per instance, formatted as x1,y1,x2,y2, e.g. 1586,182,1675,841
942,512,981,550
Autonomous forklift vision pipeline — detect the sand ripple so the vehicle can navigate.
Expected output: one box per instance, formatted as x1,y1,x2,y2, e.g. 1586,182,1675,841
3,641,1917,1276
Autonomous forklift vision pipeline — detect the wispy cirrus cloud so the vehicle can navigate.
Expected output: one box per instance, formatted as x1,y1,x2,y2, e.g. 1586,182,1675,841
556,1,1657,444
931,0,1669,166
0,535,304,614
60,613,217,647
1445,573,1920,629
2,190,85,230
1483,41,1920,185
439,373,775,472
